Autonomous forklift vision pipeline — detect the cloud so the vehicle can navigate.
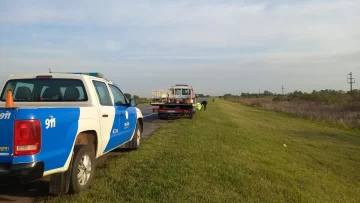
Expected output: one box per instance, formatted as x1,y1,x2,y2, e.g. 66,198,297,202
1,0,359,52
0,0,359,96
104,40,121,51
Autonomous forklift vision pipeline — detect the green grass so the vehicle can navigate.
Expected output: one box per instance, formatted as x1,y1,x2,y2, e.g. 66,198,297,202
36,100,360,203
136,102,150,106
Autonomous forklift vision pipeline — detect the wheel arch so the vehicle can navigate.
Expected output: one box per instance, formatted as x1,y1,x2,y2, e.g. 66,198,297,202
74,130,99,157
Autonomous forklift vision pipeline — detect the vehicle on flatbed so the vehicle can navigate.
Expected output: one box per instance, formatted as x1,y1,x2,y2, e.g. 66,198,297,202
151,90,169,102
0,72,144,194
150,84,197,119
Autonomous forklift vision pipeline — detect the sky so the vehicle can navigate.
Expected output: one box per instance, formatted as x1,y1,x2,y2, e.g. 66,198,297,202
0,0,359,97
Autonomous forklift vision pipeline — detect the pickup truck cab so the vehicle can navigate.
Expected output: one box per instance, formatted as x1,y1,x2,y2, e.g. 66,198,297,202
0,72,144,194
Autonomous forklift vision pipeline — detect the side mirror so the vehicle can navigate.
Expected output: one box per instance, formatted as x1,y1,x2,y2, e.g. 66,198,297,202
129,98,137,107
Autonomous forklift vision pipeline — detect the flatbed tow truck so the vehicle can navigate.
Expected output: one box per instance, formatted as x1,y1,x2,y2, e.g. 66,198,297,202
151,84,196,119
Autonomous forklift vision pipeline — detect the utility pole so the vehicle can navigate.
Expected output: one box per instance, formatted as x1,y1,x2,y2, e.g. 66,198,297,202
281,85,285,95
347,72,355,91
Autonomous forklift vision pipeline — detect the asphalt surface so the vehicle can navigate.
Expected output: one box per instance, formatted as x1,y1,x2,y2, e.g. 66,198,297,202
0,105,168,203
0,99,210,203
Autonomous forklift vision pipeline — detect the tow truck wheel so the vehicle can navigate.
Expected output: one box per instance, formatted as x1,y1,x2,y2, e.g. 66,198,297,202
69,145,96,194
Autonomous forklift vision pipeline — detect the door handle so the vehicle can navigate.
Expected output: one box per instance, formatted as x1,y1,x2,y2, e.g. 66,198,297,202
120,113,125,116
102,114,108,117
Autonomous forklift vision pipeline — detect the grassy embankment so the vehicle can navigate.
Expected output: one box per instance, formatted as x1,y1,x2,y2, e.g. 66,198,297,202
37,99,360,203
225,92,360,129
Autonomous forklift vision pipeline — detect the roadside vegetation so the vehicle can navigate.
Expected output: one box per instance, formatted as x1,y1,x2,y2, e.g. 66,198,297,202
37,99,360,203
136,98,152,105
223,89,360,129
123,92,151,105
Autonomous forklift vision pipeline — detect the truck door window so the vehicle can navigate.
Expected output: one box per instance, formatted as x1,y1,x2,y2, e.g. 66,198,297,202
92,81,113,106
109,85,127,106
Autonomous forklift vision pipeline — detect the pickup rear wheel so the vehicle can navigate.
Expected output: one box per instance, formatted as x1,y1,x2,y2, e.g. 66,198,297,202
69,145,96,194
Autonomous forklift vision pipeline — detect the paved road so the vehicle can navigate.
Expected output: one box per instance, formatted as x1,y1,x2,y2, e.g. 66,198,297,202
0,105,167,203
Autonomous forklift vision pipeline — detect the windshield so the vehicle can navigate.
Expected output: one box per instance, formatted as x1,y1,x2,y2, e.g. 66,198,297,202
0,79,87,102
174,88,182,95
182,89,190,95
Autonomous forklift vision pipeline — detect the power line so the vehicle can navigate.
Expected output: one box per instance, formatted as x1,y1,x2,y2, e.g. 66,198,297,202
347,72,355,91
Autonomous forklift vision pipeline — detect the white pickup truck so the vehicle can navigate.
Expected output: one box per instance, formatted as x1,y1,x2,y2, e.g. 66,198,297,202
0,72,144,194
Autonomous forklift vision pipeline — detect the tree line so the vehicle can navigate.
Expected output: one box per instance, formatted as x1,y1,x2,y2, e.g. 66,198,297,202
221,89,359,98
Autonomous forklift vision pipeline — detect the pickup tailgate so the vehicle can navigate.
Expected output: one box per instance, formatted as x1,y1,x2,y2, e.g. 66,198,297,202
0,108,16,163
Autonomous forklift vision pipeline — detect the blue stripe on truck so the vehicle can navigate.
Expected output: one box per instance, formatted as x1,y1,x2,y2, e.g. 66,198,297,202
12,107,80,172
103,106,138,153
104,106,118,153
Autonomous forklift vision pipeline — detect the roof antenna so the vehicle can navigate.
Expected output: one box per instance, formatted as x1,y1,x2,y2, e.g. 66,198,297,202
49,68,52,73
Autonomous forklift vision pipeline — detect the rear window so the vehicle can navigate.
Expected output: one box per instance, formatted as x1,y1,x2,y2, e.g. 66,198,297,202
0,79,87,102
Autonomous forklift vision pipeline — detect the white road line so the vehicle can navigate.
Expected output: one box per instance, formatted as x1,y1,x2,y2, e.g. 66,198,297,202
143,113,157,118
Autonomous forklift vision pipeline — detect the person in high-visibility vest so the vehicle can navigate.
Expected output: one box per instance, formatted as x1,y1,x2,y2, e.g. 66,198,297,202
196,102,202,111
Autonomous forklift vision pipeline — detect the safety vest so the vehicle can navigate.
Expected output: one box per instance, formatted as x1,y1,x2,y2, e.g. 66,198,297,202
196,102,202,110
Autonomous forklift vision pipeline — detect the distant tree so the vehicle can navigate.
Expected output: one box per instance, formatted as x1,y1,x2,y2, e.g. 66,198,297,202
133,95,140,100
263,90,274,96
292,90,303,95
124,93,131,99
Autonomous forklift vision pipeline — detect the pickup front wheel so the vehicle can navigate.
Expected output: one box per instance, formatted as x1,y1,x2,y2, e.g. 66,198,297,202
69,145,96,194
131,122,142,150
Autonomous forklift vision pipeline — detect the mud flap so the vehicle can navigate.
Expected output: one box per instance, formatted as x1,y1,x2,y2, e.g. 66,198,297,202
48,152,74,194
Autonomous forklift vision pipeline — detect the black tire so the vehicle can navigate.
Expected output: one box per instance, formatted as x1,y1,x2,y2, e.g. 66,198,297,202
69,145,96,194
129,122,142,150
188,112,194,119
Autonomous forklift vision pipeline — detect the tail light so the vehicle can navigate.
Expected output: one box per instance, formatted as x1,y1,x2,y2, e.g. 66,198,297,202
14,120,41,156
